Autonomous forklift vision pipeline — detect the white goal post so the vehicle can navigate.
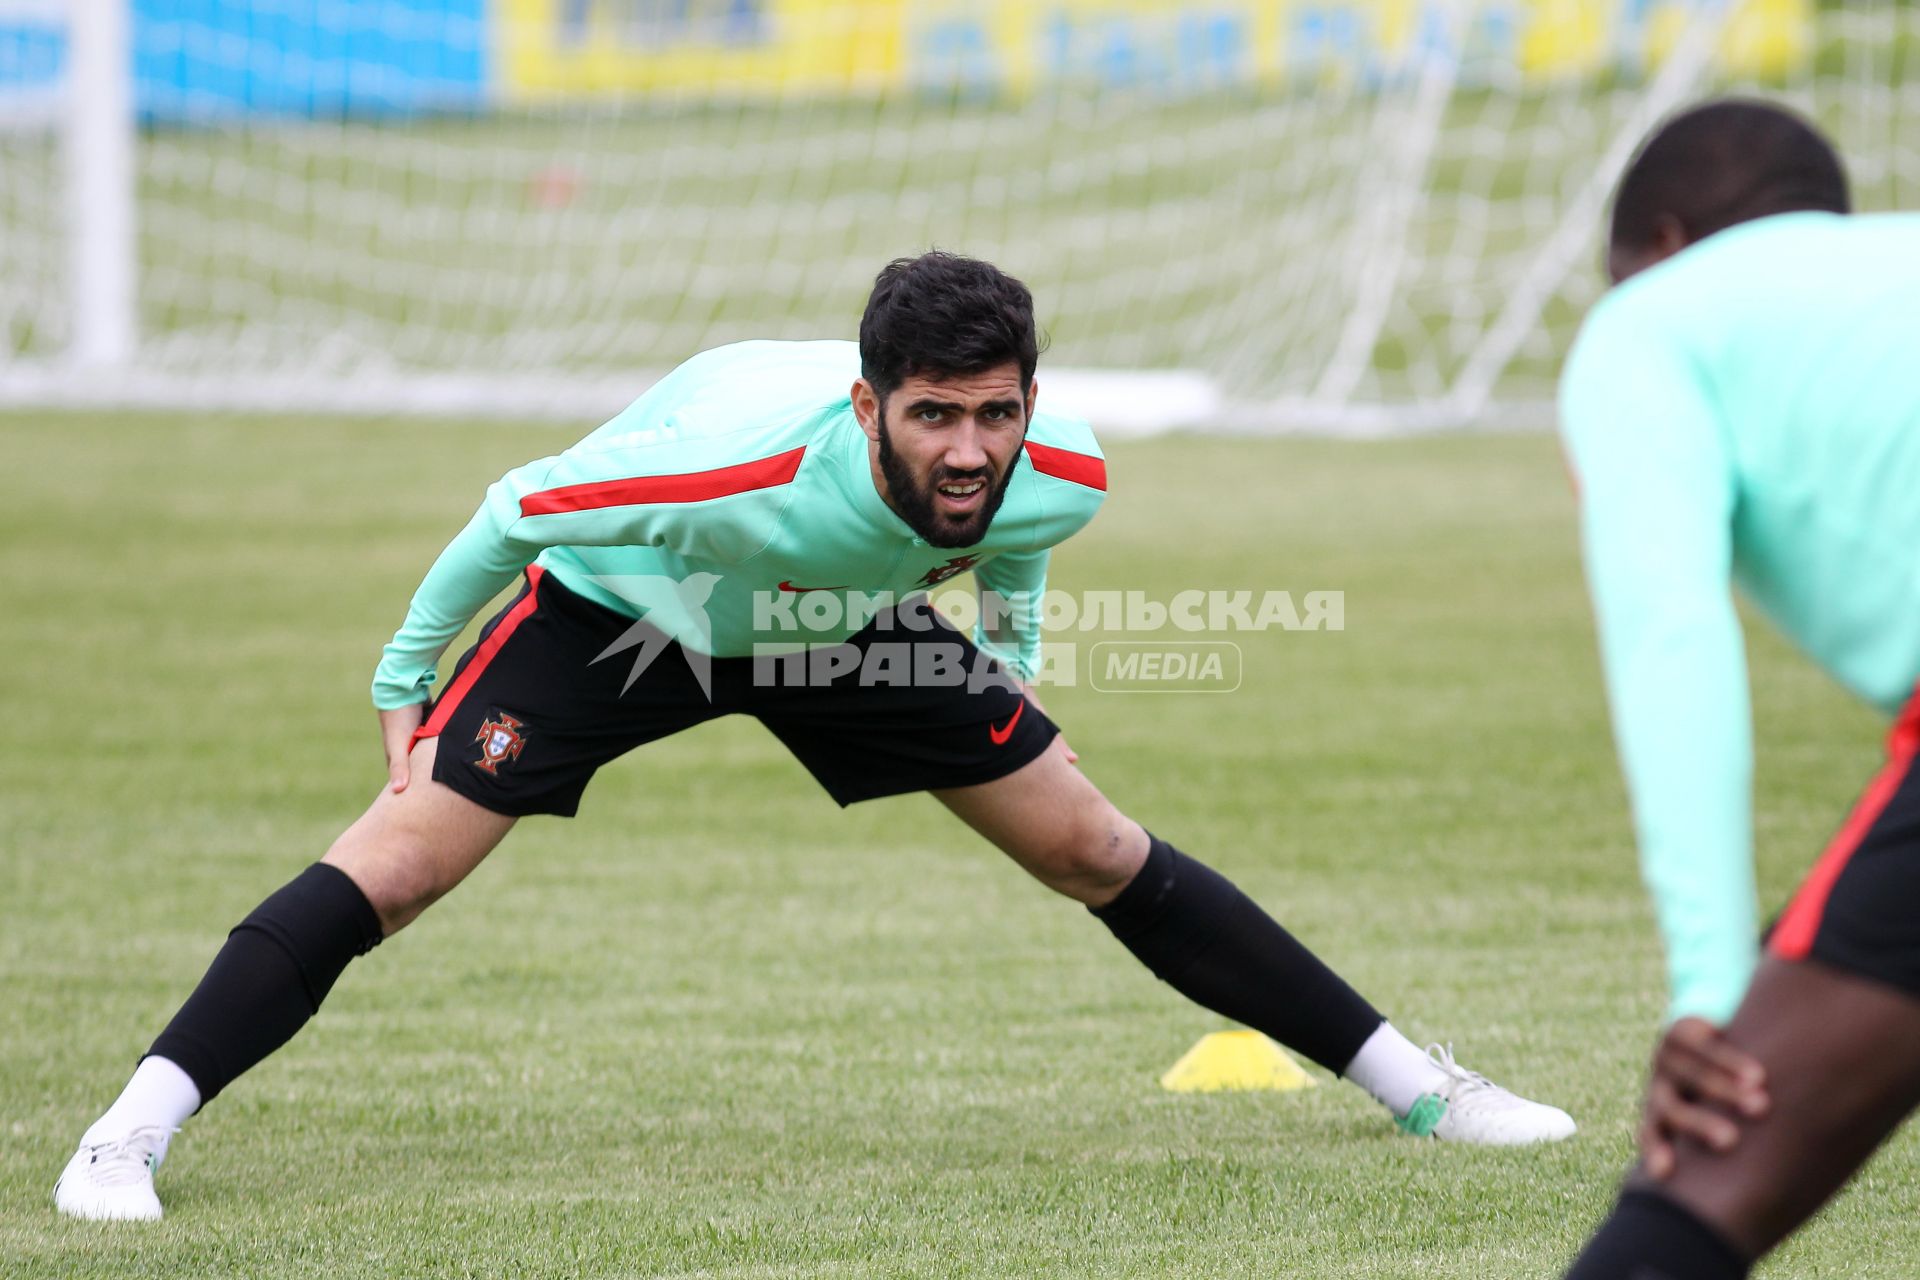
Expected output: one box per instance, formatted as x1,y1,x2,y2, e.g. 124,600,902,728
65,0,135,369
4,2,1916,434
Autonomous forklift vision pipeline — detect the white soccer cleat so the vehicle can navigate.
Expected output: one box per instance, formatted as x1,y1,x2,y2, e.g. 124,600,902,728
54,1125,174,1221
1395,1045,1577,1146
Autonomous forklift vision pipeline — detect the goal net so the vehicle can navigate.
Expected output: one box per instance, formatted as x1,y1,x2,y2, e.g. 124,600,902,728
3,1,1915,433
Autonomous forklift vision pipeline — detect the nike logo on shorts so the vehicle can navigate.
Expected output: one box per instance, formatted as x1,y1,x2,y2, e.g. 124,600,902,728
989,700,1025,746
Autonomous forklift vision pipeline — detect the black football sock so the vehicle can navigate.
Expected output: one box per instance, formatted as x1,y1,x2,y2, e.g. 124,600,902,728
147,863,385,1105
1091,835,1384,1073
1564,1191,1750,1280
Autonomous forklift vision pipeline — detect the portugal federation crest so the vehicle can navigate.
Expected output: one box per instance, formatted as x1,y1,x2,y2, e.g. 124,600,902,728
473,713,527,775
917,554,982,589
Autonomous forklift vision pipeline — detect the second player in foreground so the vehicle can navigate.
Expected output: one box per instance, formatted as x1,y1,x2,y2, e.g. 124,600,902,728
58,252,1572,1221
1561,101,1920,1278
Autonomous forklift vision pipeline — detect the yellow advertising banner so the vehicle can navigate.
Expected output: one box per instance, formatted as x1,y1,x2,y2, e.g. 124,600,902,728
498,1,1810,101
499,0,907,98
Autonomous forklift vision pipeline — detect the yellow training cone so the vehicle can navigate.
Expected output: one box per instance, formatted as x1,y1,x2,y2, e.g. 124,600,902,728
1159,1030,1316,1094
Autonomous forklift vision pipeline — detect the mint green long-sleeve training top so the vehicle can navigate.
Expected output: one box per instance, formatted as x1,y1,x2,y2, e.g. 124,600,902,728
372,340,1108,710
1559,211,1920,1024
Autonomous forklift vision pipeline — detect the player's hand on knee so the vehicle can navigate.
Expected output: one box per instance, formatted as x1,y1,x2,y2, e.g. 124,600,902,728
379,703,427,793
1639,1016,1769,1179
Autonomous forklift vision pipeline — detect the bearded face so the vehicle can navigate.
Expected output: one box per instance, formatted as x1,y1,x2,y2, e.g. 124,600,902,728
859,362,1031,549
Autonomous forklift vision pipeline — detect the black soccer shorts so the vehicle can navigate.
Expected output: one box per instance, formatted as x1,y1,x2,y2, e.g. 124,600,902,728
411,566,1059,817
1768,687,1920,999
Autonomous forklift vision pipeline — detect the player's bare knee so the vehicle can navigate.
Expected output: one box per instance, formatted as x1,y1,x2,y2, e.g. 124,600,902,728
1031,807,1144,903
1646,1150,1800,1259
323,822,449,934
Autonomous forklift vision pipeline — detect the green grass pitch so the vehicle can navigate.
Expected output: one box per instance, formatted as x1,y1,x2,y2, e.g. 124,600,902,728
2,412,1914,1276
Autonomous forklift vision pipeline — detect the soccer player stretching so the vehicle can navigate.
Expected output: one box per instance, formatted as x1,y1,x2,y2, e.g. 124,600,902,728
1561,101,1920,1278
57,252,1570,1221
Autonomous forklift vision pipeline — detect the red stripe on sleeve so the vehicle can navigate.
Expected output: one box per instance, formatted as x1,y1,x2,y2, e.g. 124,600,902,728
1024,440,1107,491
519,446,806,517
1771,695,1920,959
412,565,546,748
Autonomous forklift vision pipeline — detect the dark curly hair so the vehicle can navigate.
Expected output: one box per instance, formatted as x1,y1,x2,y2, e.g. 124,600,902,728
859,252,1043,403
1611,98,1849,253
